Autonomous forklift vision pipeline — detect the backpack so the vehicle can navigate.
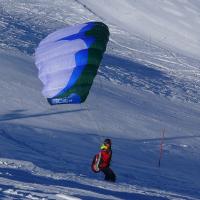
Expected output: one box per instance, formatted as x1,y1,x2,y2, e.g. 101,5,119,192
91,153,101,173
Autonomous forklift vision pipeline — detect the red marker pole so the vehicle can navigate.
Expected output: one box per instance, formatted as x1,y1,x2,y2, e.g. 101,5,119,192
158,128,165,167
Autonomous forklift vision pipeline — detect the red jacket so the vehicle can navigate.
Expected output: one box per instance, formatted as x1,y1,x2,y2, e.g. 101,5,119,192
98,149,112,170
91,148,112,173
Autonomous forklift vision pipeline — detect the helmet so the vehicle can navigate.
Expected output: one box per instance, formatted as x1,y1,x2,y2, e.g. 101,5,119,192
104,138,111,145
100,138,112,150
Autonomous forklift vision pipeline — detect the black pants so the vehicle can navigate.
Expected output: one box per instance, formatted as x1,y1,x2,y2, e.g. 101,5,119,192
102,167,116,182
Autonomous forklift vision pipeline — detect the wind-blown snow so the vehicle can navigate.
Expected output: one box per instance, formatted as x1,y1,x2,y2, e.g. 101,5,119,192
0,0,200,199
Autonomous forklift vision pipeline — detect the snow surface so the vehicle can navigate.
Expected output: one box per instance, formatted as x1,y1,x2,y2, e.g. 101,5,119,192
0,0,200,199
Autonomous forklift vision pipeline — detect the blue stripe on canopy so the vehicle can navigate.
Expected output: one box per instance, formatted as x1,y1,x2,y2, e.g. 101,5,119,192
55,49,88,97
54,23,96,98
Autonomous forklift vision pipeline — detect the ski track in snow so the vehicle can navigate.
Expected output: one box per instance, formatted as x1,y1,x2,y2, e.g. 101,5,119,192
0,159,198,200
0,0,200,200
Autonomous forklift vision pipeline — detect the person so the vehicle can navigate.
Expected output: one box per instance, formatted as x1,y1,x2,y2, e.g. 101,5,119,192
92,138,116,182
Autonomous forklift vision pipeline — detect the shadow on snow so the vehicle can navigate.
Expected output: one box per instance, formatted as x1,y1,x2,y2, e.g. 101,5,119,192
0,108,86,122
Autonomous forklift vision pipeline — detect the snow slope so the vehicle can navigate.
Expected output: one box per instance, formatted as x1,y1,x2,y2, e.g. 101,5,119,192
80,0,200,59
0,0,200,199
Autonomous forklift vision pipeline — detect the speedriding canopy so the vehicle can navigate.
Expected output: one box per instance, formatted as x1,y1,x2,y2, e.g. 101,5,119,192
35,22,109,105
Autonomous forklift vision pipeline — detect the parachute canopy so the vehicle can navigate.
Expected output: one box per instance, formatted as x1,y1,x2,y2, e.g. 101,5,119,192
35,22,109,105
